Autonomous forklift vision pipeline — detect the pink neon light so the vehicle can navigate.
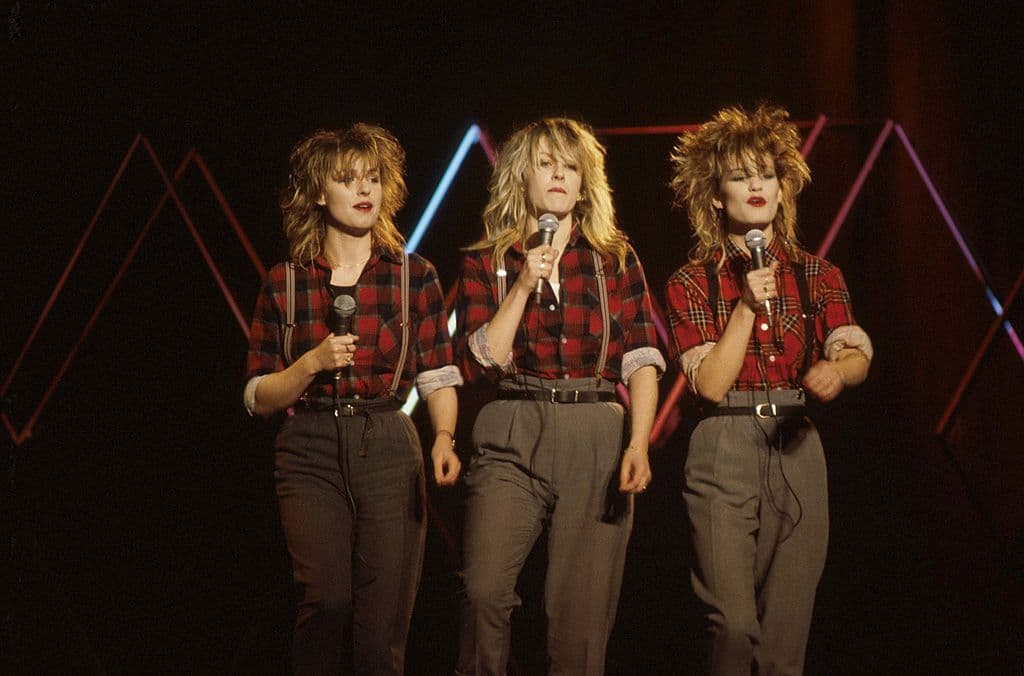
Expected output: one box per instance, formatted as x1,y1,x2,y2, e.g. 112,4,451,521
937,265,1024,434
801,114,828,158
817,120,894,258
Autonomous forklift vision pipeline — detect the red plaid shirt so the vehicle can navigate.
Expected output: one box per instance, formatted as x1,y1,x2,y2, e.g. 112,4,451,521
455,227,664,383
666,237,870,392
246,248,455,400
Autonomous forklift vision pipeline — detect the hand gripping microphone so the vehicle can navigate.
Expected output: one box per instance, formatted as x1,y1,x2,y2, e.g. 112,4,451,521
332,294,356,382
535,213,560,300
744,229,772,323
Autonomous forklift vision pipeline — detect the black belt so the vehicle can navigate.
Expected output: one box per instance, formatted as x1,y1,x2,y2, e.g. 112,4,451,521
702,403,805,419
497,389,617,404
298,396,402,416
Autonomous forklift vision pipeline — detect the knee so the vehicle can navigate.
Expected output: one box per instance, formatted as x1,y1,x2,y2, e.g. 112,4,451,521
297,581,352,625
460,570,516,615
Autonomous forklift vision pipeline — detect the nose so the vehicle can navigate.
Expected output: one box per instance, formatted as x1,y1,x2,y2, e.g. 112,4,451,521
748,174,763,191
552,162,564,179
357,178,371,195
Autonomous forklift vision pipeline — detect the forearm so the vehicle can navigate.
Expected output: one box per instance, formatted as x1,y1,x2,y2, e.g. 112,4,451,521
252,352,321,417
626,366,659,453
480,284,531,364
693,302,756,402
832,348,870,387
425,386,458,440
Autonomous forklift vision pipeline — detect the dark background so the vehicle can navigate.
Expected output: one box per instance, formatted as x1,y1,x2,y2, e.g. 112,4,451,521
2,1,1022,674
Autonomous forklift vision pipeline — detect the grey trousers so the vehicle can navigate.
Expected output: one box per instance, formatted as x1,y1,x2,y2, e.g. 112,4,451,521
457,378,632,676
685,390,828,676
275,408,427,676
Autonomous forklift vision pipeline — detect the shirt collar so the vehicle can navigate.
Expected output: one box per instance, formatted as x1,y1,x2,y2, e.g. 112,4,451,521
312,243,403,272
510,222,583,257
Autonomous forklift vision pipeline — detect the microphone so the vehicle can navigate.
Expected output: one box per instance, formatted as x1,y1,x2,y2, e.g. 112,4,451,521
332,294,356,381
535,213,559,300
744,229,771,323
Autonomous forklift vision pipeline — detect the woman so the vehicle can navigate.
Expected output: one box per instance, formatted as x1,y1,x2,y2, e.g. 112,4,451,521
243,124,462,675
665,105,873,675
454,117,665,675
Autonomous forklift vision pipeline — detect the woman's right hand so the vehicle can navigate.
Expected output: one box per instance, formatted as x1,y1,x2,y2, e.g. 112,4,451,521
515,244,559,293
311,333,359,372
741,261,779,313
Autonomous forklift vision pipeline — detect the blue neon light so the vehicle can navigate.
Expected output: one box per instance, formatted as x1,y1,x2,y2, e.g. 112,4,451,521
405,125,481,254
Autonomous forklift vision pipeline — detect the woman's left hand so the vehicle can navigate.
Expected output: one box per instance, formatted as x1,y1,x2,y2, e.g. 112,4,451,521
431,438,462,486
619,446,652,494
802,360,845,402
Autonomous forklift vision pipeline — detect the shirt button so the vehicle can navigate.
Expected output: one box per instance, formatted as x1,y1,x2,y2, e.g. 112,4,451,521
760,322,769,331
548,304,557,311
561,336,568,344
563,374,570,379
768,355,777,363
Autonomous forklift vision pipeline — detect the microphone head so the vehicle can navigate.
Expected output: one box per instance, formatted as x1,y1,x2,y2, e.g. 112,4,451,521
333,294,356,318
537,213,560,236
744,229,767,252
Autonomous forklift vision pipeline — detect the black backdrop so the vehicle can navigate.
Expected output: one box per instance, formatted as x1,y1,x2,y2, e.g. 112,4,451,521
2,2,1022,674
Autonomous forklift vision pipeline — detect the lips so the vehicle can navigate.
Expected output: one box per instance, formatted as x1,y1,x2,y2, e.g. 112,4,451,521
354,202,373,210
548,187,566,194
747,197,766,206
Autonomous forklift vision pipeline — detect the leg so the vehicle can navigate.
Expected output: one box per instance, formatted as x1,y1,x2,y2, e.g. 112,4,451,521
754,419,829,676
349,412,428,676
544,401,632,676
459,456,548,676
685,417,763,676
275,412,354,676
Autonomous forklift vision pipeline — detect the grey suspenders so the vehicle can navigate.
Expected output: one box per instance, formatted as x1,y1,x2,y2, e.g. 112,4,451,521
284,253,411,398
494,248,610,380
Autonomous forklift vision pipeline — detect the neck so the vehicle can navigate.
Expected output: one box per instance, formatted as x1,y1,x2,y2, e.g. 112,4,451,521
324,228,373,268
728,223,774,250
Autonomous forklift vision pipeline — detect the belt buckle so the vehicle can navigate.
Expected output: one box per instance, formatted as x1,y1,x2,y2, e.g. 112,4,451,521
754,403,777,418
550,388,558,404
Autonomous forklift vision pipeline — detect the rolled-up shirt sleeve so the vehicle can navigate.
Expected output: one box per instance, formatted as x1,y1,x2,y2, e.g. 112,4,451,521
666,267,718,393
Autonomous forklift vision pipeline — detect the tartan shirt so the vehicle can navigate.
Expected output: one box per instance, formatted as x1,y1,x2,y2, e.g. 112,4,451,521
455,226,665,384
245,247,460,405
665,237,873,393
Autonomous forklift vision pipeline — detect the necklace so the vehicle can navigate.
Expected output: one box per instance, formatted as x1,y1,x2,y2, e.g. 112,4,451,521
328,253,370,269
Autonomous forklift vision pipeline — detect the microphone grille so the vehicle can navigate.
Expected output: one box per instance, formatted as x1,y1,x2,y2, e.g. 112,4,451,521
744,229,766,251
333,294,356,317
537,213,560,234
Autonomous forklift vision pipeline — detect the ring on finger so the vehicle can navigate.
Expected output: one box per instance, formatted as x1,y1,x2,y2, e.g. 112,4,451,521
541,252,548,262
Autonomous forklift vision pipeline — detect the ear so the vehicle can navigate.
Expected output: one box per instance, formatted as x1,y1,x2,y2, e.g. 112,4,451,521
712,196,723,210
316,194,326,206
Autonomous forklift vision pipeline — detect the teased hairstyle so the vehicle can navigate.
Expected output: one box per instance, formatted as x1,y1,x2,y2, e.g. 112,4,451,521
669,105,811,265
280,123,408,263
467,117,629,271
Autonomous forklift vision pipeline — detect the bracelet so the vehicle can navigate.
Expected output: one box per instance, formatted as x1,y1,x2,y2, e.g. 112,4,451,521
435,430,456,446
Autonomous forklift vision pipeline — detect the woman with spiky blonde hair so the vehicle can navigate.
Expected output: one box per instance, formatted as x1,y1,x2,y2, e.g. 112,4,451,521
244,124,462,675
455,118,665,675
665,105,872,675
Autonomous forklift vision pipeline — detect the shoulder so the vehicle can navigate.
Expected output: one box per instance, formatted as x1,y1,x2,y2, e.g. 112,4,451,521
667,262,708,288
791,252,844,285
405,252,438,278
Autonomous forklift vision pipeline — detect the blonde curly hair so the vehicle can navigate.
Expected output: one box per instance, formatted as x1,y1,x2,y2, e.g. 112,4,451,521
280,123,408,264
467,117,630,272
669,105,811,265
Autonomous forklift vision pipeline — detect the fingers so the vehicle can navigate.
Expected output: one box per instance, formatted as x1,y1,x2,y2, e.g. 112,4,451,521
618,455,653,494
432,448,461,486
322,334,360,370
522,245,559,287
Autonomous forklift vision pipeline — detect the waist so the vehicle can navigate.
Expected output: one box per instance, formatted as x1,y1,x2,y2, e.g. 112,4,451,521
496,376,617,404
700,389,806,418
296,395,402,415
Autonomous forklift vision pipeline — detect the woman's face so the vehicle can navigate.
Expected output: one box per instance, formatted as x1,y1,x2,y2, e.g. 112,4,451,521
318,155,382,233
713,155,781,233
524,137,582,221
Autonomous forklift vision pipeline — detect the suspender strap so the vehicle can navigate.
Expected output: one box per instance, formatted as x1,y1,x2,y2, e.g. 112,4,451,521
493,253,517,376
385,252,411,398
791,261,815,380
284,262,297,366
592,250,610,382
704,262,720,333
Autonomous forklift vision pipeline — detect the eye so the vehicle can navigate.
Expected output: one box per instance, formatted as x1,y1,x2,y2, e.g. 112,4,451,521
539,159,552,168
565,163,579,172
